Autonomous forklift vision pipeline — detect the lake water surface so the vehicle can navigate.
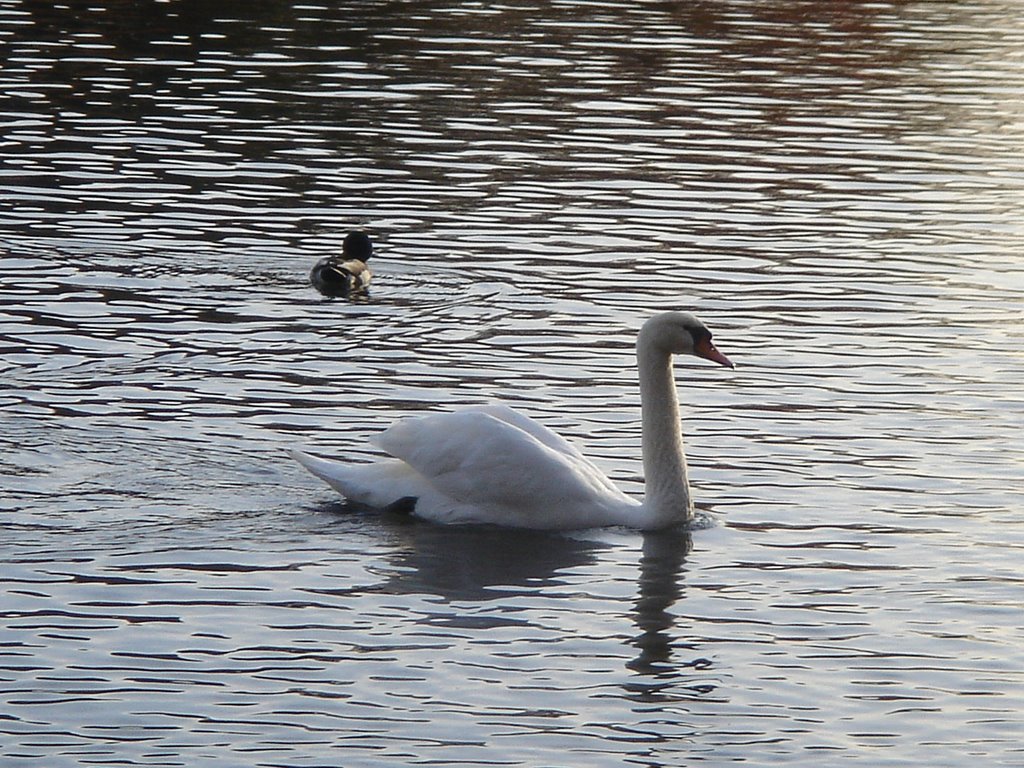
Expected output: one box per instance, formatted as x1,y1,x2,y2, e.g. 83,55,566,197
2,1,1024,766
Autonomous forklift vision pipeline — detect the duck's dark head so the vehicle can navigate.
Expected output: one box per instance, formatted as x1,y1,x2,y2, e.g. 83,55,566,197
343,231,373,262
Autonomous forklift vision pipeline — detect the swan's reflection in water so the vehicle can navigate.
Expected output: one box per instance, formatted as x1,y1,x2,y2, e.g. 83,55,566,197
348,509,709,689
630,529,692,672
373,514,607,602
625,528,716,702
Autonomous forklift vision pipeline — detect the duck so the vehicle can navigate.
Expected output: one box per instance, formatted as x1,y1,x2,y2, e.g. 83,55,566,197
290,311,734,530
309,231,373,297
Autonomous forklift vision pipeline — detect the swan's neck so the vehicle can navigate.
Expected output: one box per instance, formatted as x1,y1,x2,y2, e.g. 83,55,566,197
637,341,692,529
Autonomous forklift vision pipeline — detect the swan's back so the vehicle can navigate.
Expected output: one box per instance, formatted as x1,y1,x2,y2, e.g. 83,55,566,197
370,406,634,527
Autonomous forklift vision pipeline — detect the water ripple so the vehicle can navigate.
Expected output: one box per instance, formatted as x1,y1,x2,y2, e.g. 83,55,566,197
3,1,1024,766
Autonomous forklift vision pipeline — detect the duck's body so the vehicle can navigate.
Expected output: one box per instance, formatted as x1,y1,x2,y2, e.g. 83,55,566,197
310,231,373,297
291,312,734,530
309,258,371,297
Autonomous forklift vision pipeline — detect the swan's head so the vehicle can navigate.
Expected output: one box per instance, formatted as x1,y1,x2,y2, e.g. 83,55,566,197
641,311,734,368
343,231,373,262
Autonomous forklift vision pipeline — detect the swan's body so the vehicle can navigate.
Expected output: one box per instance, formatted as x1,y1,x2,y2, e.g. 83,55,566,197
291,312,733,530
310,231,373,297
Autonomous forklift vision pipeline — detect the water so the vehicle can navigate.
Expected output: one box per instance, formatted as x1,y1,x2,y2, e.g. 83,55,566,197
2,0,1024,765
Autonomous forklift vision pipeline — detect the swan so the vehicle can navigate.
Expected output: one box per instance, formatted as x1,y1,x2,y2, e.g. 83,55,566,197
290,311,734,530
309,231,373,297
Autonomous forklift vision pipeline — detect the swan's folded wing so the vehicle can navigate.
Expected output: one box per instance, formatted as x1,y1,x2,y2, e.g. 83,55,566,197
470,404,586,460
374,409,629,511
470,404,625,496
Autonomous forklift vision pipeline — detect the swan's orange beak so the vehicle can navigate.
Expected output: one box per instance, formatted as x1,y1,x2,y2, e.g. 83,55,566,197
695,338,734,369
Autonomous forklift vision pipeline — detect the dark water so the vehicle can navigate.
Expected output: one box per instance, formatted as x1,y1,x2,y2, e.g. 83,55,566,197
3,1,1024,765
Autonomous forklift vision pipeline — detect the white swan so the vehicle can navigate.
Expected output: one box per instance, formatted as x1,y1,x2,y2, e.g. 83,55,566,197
290,312,733,530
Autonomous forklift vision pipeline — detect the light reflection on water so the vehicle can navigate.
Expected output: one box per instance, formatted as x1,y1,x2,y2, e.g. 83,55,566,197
3,1,1024,766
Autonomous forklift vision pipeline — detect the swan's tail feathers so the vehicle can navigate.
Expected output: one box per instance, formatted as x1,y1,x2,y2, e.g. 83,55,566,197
289,449,356,497
288,448,418,510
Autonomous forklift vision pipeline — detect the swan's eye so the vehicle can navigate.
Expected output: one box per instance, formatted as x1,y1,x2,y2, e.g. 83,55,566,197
686,326,711,346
